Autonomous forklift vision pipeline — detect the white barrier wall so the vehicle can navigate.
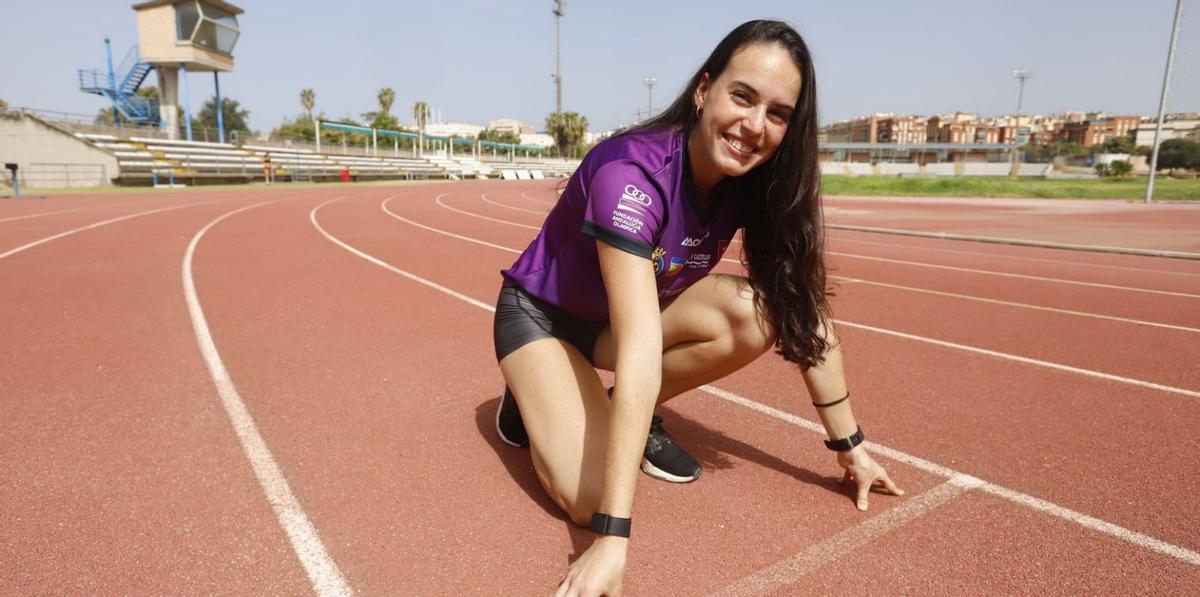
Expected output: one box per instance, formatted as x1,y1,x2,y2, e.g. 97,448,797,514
0,112,119,187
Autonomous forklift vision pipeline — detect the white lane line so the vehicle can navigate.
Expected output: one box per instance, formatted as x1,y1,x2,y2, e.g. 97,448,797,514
185,199,353,597
384,196,519,254
828,235,1200,279
0,200,153,223
519,191,556,206
835,319,1200,399
826,222,1200,260
827,251,1200,299
430,195,1199,335
729,237,1200,295
315,196,1200,569
1,197,232,261
416,196,1200,397
480,192,549,215
436,195,540,231
311,197,495,312
712,476,982,596
698,384,1200,568
830,275,1200,334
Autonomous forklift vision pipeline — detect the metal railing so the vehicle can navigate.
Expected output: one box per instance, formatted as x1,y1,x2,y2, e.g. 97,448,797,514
18,163,108,189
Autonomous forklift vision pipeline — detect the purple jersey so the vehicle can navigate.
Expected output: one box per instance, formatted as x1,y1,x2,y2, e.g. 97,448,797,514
501,129,742,322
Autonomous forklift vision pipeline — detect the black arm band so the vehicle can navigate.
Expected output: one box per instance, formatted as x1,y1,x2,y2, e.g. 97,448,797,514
590,513,632,538
813,392,850,408
824,426,865,452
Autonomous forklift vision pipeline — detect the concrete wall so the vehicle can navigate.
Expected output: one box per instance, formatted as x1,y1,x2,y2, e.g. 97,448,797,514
0,112,120,188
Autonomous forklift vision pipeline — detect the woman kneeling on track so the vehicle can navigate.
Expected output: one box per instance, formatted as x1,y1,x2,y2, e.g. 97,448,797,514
493,19,903,596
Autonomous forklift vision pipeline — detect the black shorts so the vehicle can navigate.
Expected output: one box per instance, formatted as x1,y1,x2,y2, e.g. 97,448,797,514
493,285,606,363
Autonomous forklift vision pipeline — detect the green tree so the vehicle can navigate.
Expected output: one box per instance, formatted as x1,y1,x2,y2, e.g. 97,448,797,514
1107,160,1132,177
195,96,252,139
1156,139,1200,172
300,88,315,116
412,101,430,134
377,88,395,115
477,128,521,145
1097,135,1135,155
0,97,8,110
362,87,401,131
545,111,588,157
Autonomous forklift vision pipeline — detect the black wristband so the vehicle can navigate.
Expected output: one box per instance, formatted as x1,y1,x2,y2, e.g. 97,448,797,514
590,513,632,538
813,392,850,408
824,426,865,452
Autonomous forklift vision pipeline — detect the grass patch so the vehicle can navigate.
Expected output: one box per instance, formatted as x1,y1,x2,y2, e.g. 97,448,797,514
822,176,1199,200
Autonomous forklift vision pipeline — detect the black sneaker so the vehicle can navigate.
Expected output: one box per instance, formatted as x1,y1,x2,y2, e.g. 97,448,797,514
496,386,529,448
641,415,703,483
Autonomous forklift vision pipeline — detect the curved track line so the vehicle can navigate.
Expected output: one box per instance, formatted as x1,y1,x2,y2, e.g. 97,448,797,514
519,191,556,206
480,192,549,215
1,196,233,261
0,200,152,224
315,193,1200,568
185,199,353,597
436,194,1196,333
436,195,540,230
311,197,494,312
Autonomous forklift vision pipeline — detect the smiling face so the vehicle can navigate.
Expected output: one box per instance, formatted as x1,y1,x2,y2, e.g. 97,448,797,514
689,42,803,193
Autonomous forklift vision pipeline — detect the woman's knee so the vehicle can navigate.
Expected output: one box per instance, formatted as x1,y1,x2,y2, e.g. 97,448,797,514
716,276,775,350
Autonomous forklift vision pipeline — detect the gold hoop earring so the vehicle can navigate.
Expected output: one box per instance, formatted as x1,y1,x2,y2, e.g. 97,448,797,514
695,105,703,118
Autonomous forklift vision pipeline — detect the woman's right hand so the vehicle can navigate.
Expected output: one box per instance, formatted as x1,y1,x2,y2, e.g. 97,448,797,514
553,535,628,597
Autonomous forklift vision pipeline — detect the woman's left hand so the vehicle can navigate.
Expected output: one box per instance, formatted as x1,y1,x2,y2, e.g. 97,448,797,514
837,445,903,511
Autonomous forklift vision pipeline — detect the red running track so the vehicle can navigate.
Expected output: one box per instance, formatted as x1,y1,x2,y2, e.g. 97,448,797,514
2,182,1199,594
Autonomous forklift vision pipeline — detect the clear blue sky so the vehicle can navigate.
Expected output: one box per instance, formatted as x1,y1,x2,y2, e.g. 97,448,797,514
2,0,1196,133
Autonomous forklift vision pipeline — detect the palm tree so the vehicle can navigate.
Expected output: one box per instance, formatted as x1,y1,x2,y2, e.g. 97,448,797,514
300,88,315,117
377,88,396,116
411,101,430,134
545,111,588,158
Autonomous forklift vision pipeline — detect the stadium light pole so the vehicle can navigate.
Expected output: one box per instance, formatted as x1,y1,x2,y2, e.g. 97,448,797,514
1009,69,1031,175
1146,0,1184,204
552,0,566,115
644,77,656,120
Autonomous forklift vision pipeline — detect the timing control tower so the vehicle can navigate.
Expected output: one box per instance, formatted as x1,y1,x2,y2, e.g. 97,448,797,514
132,0,242,141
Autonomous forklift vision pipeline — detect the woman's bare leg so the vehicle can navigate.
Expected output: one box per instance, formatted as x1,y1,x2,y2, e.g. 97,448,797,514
499,338,611,527
592,273,774,404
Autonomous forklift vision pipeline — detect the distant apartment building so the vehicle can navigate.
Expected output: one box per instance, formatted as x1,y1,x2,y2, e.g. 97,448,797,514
876,115,927,144
1063,114,1140,147
926,112,979,144
488,118,536,136
1134,113,1200,146
824,113,890,143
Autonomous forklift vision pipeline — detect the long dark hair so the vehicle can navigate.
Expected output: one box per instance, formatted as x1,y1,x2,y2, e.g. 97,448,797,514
624,19,831,369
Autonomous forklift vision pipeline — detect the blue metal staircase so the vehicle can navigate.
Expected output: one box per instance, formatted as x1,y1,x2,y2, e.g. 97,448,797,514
78,40,159,125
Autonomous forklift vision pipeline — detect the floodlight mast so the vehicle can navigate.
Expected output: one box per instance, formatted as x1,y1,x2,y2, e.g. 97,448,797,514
1146,0,1185,204
1009,69,1031,174
553,0,566,115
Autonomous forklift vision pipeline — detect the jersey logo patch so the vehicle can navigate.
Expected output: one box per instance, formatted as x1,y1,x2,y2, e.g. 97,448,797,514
618,184,653,216
652,247,685,278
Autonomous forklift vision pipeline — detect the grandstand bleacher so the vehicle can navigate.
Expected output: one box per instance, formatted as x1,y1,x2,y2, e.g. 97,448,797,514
67,128,578,185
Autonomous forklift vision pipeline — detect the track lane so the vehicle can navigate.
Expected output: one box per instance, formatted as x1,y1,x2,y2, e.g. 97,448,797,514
381,185,1200,553
430,190,1200,388
0,191,318,593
